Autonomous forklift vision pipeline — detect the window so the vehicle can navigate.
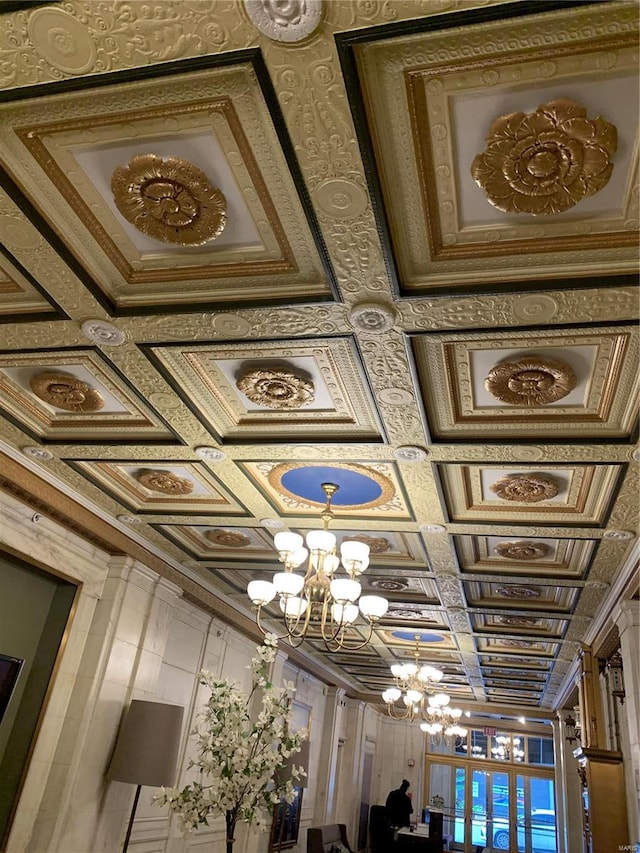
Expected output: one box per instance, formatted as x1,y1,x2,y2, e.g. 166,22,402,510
527,737,554,766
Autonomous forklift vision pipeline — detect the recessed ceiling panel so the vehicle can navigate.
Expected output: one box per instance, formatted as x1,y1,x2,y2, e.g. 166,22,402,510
144,337,383,442
0,55,335,312
438,463,622,526
412,325,639,440
454,534,596,579
348,2,639,293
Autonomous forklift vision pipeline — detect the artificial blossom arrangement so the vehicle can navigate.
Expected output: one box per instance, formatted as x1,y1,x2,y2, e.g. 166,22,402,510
154,634,308,853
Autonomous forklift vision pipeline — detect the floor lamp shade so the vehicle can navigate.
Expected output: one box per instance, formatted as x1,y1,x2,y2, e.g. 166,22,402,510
107,699,184,787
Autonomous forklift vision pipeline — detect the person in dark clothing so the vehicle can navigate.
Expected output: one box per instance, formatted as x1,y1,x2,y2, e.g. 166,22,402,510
385,778,413,828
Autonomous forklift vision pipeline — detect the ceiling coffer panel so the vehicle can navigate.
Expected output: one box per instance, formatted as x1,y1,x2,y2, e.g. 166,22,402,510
412,325,639,441
346,2,639,294
144,336,383,443
0,55,335,312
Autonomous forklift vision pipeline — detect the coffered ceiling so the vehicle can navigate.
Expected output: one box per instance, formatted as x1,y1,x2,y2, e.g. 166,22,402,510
0,0,638,715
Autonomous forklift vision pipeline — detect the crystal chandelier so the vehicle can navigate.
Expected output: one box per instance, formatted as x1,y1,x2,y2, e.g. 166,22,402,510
247,483,389,651
491,734,524,762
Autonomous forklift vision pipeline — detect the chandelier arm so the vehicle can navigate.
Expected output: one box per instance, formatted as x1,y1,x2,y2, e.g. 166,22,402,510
254,605,301,644
322,612,378,652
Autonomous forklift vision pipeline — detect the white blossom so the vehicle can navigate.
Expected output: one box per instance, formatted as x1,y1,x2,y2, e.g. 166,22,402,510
153,639,308,838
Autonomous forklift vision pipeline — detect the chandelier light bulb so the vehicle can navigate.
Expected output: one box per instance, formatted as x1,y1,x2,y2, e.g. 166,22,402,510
358,595,388,618
306,529,336,553
330,578,362,603
331,602,359,624
247,580,276,605
391,663,405,677
288,547,309,568
383,687,402,704
280,596,308,617
274,531,303,554
272,572,305,596
406,689,423,705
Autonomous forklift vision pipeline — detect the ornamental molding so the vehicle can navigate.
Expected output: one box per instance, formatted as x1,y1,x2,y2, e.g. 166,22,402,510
485,356,577,406
394,445,428,463
110,154,227,246
498,615,539,627
471,98,617,216
204,529,251,548
490,474,559,503
494,540,551,561
22,446,54,461
236,367,315,409
348,301,397,334
194,446,226,462
136,469,194,495
244,0,323,43
30,371,104,413
80,320,125,347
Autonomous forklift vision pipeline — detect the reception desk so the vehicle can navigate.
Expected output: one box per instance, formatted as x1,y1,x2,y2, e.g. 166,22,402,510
396,824,443,852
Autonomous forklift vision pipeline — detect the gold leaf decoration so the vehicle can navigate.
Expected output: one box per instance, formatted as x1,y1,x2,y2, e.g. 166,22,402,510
30,371,104,412
136,469,194,495
204,529,251,547
348,534,391,553
471,98,617,215
236,368,315,409
494,540,551,561
485,356,577,406
496,586,541,599
490,474,558,503
110,154,227,245
503,639,535,648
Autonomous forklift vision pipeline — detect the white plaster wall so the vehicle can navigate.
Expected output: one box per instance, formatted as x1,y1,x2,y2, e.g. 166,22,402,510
372,716,425,818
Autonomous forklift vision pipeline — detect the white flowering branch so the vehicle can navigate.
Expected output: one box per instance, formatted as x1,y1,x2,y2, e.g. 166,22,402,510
154,635,308,853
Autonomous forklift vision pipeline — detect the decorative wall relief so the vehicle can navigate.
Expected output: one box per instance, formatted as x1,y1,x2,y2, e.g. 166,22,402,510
485,356,577,406
236,368,315,409
471,98,617,215
110,154,227,245
136,469,194,495
490,474,559,502
30,371,104,412
494,540,551,560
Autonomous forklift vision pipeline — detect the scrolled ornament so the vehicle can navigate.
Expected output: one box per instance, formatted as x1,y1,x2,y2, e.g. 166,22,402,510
30,371,104,412
471,98,617,215
111,154,227,245
136,469,194,495
490,474,558,503
485,356,576,406
236,368,314,409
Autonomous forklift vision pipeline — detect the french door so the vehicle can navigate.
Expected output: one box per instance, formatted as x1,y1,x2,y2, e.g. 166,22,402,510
426,762,556,853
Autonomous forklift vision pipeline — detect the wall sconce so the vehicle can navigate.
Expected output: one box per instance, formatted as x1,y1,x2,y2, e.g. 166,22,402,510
564,713,578,744
607,651,625,703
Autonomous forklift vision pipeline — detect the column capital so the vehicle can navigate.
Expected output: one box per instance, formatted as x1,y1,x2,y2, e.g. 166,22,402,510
611,599,640,632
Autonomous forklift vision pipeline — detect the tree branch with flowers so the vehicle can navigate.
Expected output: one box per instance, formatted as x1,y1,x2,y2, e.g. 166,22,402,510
154,634,308,853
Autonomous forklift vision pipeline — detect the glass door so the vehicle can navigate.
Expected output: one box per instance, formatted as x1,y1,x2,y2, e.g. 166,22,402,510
516,774,557,853
469,768,510,852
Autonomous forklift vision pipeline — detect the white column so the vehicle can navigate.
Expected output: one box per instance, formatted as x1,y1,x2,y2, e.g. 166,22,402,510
553,715,582,853
315,686,346,823
612,600,640,845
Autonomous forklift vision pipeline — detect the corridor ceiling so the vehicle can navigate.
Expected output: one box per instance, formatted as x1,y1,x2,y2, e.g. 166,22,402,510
0,0,638,714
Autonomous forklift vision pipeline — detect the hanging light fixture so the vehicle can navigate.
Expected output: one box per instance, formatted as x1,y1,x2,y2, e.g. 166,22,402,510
381,635,466,747
491,734,524,762
247,483,389,651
